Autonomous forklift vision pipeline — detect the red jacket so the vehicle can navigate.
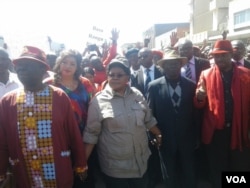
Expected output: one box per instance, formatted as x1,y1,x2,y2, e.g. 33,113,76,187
0,86,87,187
194,65,250,150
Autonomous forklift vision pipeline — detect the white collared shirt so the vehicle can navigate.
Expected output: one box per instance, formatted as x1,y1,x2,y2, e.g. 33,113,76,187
181,56,196,83
141,64,155,85
0,72,23,98
130,66,141,76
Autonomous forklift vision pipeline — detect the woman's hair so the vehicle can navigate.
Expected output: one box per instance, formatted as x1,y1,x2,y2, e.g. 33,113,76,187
82,67,95,76
53,49,82,83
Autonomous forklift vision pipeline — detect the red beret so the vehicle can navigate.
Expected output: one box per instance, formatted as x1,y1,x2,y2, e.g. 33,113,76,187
151,49,164,59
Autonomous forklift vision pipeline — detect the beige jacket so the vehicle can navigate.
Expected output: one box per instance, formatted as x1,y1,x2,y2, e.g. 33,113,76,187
84,85,157,178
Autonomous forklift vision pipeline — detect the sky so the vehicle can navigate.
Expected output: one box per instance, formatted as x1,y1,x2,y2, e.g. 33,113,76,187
1,0,191,56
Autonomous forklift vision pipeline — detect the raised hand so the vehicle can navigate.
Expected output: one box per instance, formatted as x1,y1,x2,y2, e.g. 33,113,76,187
170,31,179,47
222,30,228,40
144,35,151,47
203,39,207,47
111,28,119,41
196,79,207,101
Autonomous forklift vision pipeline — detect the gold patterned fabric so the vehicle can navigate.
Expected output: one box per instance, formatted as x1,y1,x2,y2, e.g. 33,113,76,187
16,86,56,188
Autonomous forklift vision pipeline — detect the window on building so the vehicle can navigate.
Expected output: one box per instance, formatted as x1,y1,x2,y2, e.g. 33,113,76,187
234,9,250,25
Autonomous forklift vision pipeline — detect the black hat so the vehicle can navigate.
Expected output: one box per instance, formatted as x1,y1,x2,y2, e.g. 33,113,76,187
107,59,130,76
125,48,139,58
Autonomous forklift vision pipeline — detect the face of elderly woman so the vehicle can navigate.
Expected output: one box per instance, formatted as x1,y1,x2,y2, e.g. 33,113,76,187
107,67,130,94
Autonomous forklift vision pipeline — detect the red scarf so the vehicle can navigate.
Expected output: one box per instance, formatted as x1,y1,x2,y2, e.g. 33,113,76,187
203,65,250,150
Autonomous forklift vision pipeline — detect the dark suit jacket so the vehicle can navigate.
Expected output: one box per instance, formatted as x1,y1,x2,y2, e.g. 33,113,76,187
194,57,210,83
130,65,163,96
147,76,197,154
244,59,250,69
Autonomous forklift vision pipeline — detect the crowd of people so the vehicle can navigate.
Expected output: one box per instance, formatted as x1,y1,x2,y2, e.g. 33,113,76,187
0,29,250,188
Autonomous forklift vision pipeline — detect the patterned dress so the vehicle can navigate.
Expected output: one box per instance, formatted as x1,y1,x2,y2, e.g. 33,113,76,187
56,77,93,135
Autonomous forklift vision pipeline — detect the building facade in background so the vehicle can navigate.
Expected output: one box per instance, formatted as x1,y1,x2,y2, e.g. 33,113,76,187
190,0,250,45
120,23,190,53
143,23,190,49
155,27,190,50
144,0,250,49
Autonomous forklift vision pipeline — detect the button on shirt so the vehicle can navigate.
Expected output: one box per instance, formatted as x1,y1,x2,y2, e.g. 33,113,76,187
0,72,22,98
181,56,196,83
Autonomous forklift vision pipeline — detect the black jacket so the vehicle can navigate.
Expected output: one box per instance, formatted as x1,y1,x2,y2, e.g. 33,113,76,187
131,65,163,96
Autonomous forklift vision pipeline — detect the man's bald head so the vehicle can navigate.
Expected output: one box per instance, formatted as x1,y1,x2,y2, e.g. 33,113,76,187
178,39,194,60
231,40,246,61
138,48,153,68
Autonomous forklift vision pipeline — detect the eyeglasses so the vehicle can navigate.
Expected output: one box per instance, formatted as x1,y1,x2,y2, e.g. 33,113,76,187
108,73,127,79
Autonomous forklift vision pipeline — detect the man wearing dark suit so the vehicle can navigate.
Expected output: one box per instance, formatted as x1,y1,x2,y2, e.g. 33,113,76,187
130,47,163,188
178,39,210,83
231,40,250,69
130,47,163,97
147,50,197,188
178,39,210,185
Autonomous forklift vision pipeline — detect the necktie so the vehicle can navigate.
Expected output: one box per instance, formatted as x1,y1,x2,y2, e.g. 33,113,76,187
186,63,192,79
145,68,151,93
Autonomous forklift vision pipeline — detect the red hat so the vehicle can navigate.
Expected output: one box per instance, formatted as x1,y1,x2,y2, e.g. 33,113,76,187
211,40,233,54
13,46,49,70
151,48,164,59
